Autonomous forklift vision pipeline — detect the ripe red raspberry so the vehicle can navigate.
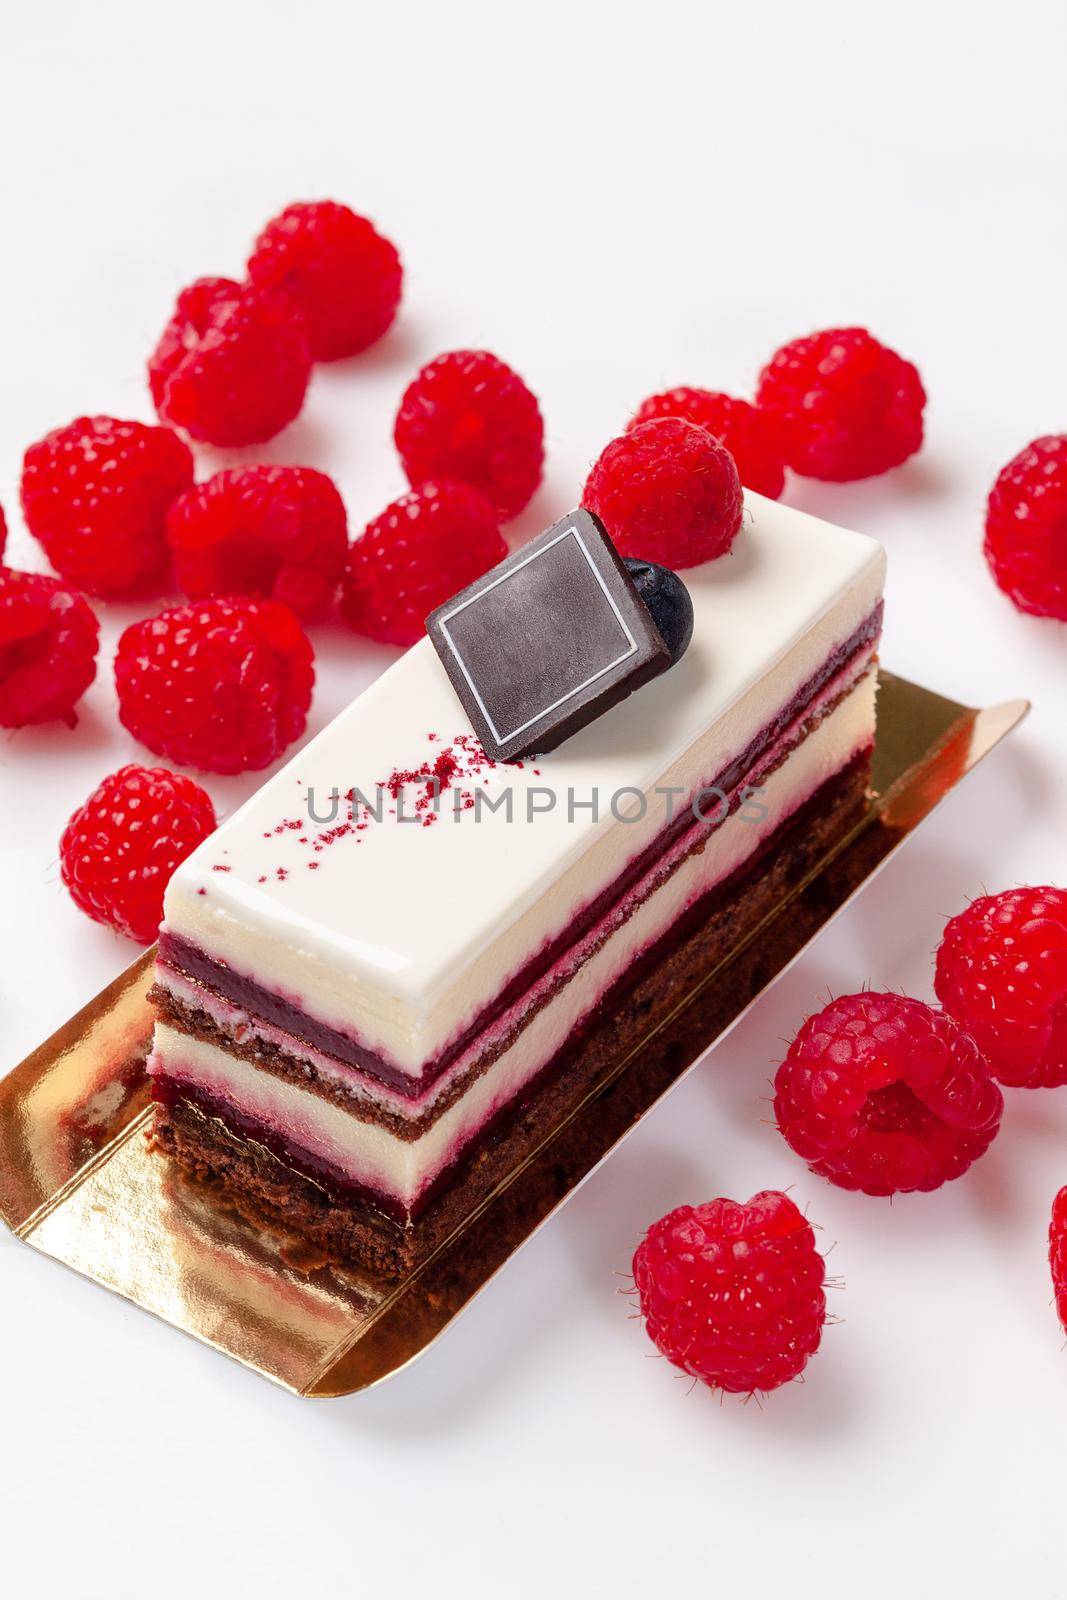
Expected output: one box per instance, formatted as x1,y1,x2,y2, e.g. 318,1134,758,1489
0,569,99,728
247,200,402,362
756,327,925,481
584,417,742,569
1051,1186,1067,1335
166,466,347,618
632,1190,827,1395
629,388,785,500
148,276,312,447
60,764,216,943
20,416,193,597
394,350,544,520
0,501,7,563
115,597,314,774
341,480,505,647
774,993,1003,1196
983,436,1067,620
934,887,1067,1088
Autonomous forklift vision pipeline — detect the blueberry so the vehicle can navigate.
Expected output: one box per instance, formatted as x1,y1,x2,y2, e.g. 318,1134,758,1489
624,558,694,667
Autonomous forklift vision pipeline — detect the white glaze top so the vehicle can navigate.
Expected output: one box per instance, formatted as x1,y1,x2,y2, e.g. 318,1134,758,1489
162,493,885,1072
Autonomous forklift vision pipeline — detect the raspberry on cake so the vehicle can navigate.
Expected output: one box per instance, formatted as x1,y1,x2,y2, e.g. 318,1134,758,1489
248,200,402,361
584,417,743,568
340,480,506,647
983,436,1067,620
148,276,312,447
756,327,925,481
61,765,217,944
20,416,193,596
115,596,315,775
774,992,1004,1195
632,1191,828,1394
148,492,886,1275
166,466,348,618
0,569,99,728
629,388,786,500
394,350,544,520
935,887,1067,1088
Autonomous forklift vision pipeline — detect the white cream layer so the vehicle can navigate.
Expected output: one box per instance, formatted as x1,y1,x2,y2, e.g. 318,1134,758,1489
163,494,884,1076
157,644,877,1117
153,676,875,1210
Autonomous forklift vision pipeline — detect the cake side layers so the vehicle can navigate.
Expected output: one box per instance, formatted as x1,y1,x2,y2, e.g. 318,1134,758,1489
160,497,886,1074
150,672,876,1216
152,752,870,1273
155,613,881,1095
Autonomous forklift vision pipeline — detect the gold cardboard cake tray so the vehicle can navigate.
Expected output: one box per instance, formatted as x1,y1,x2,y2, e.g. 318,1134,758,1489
0,672,1028,1397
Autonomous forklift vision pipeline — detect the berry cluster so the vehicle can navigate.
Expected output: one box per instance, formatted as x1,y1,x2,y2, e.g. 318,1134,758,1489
634,886,1067,1399
4,190,1066,1406
586,325,926,568
1,199,552,942
149,201,404,446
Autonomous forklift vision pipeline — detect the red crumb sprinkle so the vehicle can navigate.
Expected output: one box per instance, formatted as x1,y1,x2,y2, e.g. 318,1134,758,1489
254,733,526,883
378,732,519,826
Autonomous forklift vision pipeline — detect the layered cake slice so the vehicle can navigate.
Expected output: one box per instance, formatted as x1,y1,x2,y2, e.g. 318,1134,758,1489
150,493,885,1273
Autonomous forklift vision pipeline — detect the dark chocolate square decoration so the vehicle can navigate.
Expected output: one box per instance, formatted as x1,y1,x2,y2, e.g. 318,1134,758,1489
426,508,670,761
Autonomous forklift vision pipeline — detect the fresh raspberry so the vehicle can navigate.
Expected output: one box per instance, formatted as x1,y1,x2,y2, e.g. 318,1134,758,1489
115,597,314,774
20,416,193,596
394,350,544,520
632,1190,827,1395
247,200,402,362
774,993,1003,1196
934,887,1067,1088
148,276,312,447
583,417,742,569
60,764,216,943
0,502,7,563
1051,1186,1067,1335
340,480,505,647
166,466,347,618
983,436,1067,620
756,327,925,481
629,388,785,500
0,569,99,728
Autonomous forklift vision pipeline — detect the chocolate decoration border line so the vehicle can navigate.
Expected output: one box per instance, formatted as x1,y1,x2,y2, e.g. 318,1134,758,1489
0,672,1030,1397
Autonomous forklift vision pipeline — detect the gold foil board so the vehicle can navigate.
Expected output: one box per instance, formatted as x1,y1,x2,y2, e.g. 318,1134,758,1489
0,673,1029,1396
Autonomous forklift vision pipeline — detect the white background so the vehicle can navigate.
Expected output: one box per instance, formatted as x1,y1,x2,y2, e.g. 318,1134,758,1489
2,3,1066,1596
